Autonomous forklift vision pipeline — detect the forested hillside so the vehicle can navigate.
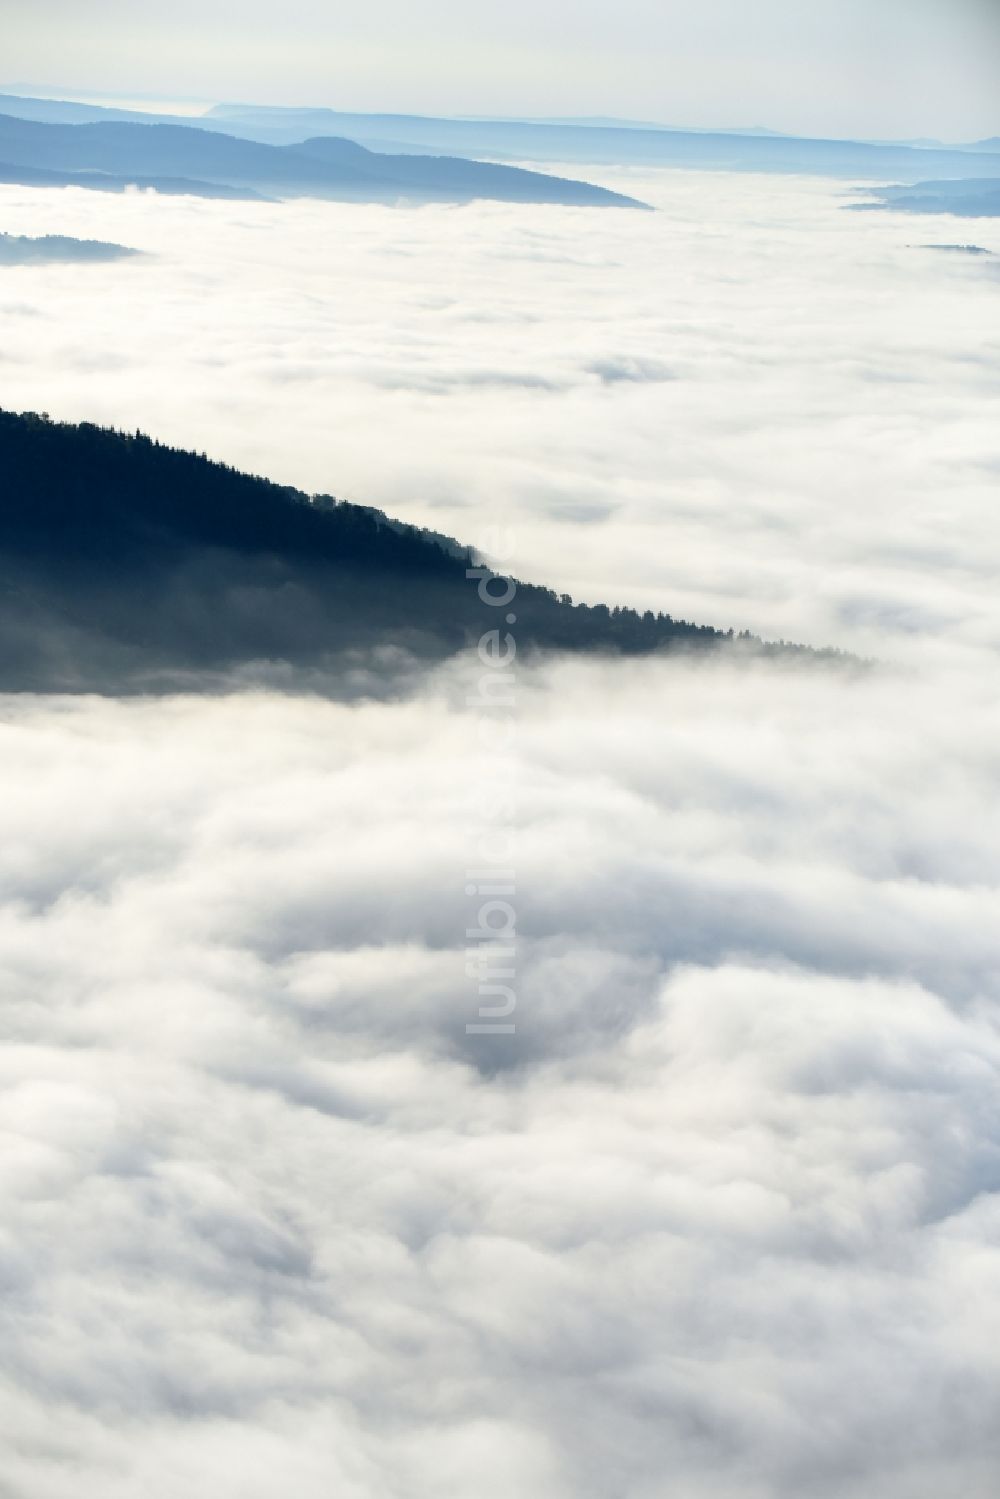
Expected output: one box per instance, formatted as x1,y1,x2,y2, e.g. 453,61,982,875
0,410,834,691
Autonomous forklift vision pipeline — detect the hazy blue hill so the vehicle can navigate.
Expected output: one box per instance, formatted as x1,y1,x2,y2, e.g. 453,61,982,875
0,230,140,263
858,178,1000,217
204,103,1000,181
0,112,645,208
2,94,997,183
291,135,653,204
0,91,158,125
0,410,833,694
0,159,269,199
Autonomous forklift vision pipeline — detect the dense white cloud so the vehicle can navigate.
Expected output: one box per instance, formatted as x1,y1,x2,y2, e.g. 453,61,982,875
1,173,1000,1493
0,653,999,1496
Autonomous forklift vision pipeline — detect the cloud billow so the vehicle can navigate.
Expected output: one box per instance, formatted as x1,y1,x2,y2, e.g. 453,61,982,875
1,164,999,1496
0,646,998,1496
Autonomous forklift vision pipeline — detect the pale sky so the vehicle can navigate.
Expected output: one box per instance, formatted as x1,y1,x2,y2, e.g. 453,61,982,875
2,0,999,141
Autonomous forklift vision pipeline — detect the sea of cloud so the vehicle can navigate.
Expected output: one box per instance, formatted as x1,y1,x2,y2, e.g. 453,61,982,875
1,170,999,1496
1,169,998,656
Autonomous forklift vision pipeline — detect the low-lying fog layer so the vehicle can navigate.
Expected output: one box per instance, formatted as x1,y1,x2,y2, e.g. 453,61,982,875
1,652,999,1497
1,170,998,657
1,169,999,1495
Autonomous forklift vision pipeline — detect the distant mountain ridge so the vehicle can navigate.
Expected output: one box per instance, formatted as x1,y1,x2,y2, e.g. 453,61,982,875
857,178,1000,218
203,104,1000,179
0,111,646,208
0,410,841,694
0,92,997,182
0,159,264,199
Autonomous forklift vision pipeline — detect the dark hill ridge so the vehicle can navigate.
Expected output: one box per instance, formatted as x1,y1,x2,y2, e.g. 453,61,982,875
0,411,845,693
0,113,646,208
0,230,140,263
